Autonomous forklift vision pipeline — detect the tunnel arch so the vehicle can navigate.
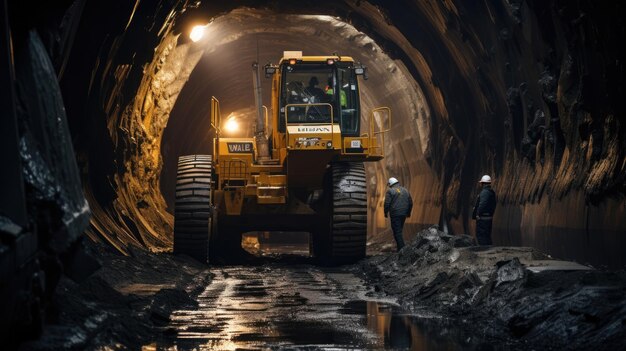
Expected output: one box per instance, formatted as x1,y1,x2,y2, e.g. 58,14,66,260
69,0,625,267
160,9,433,246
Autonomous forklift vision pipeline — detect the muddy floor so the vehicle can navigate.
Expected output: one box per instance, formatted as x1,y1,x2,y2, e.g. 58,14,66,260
17,229,626,350
152,264,484,350
19,243,486,350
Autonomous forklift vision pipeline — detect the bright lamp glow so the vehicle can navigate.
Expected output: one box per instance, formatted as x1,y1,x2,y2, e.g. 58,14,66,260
189,25,206,42
224,117,239,133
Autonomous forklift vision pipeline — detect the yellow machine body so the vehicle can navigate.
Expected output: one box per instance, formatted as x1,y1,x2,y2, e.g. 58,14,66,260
211,52,391,215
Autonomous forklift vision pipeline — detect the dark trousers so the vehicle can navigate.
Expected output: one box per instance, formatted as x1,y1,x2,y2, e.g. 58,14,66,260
476,218,493,245
390,216,406,251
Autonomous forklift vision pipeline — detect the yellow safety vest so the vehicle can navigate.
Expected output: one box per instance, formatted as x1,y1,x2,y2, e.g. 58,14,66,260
325,88,347,107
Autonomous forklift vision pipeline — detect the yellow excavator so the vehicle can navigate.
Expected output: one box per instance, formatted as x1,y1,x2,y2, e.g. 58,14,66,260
174,51,390,264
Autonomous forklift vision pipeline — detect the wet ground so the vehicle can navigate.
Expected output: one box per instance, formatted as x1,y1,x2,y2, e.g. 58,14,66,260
17,231,626,350
150,265,477,350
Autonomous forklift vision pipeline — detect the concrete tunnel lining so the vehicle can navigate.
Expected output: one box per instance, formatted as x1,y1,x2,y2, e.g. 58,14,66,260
74,1,626,267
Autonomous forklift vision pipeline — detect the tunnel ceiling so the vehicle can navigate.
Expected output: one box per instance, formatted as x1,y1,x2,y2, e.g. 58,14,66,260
51,0,625,266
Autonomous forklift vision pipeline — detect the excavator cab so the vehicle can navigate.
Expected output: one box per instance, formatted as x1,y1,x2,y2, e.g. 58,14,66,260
271,52,366,139
277,59,362,136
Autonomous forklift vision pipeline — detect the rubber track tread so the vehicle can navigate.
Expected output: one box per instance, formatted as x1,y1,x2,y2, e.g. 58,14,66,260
174,155,213,263
331,162,367,261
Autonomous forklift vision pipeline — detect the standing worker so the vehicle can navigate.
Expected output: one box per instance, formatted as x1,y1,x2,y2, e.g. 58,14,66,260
384,177,413,251
472,175,497,245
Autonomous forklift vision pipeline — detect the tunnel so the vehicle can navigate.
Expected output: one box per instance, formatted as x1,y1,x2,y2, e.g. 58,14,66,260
2,0,626,349
48,0,624,267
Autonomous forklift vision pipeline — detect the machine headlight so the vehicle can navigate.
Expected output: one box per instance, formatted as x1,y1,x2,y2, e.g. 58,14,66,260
326,141,333,149
224,117,239,133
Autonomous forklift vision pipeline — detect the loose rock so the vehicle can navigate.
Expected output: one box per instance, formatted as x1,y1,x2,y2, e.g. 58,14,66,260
355,226,626,350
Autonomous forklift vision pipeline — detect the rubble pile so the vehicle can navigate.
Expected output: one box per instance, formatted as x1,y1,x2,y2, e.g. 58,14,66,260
19,241,212,350
357,226,626,349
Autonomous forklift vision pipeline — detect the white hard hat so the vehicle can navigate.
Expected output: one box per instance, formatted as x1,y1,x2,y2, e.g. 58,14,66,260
479,175,492,183
388,177,399,186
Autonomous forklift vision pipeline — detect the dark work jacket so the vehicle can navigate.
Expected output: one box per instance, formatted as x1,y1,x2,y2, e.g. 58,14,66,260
384,185,413,217
472,186,497,219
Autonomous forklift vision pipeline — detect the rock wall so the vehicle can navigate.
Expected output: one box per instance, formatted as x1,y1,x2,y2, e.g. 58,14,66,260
371,0,626,267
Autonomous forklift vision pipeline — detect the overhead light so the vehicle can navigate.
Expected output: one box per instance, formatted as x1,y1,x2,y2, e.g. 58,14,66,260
289,58,297,65
224,117,239,133
189,25,207,42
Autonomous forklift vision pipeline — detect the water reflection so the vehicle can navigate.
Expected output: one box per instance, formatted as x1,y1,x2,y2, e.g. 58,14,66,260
149,267,485,350
342,300,475,350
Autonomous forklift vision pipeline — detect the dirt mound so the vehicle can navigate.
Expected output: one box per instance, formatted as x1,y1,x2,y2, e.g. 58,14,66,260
356,226,626,350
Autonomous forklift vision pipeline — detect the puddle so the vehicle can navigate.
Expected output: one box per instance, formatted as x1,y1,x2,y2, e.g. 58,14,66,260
150,267,490,350
115,283,175,295
157,300,484,350
341,300,483,350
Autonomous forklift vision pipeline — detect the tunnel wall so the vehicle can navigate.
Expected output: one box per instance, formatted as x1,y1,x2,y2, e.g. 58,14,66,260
58,0,625,267
59,0,198,253
353,0,626,267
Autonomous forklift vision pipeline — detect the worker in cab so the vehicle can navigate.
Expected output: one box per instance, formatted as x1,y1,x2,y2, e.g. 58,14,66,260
472,175,497,245
384,177,413,251
325,78,347,108
304,76,325,103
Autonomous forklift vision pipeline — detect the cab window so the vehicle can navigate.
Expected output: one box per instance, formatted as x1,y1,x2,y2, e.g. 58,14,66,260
281,64,333,125
337,64,360,136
